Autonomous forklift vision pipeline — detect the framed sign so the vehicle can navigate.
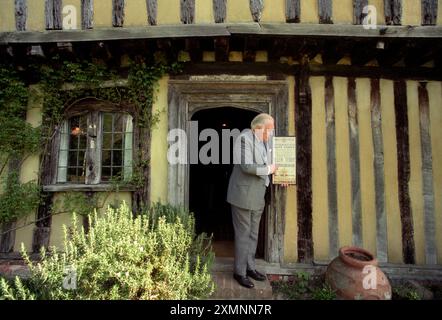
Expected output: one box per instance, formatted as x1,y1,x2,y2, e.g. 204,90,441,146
272,136,296,185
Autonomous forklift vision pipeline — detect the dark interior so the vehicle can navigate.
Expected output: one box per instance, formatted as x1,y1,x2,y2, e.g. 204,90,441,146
189,107,266,258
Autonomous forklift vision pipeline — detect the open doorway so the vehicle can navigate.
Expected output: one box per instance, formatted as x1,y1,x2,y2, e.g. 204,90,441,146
189,107,266,258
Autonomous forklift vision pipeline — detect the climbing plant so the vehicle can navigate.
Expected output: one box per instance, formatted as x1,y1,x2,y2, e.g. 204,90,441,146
0,56,182,225
0,65,41,224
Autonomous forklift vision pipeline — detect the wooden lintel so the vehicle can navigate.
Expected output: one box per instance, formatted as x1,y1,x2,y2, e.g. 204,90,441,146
214,36,229,62
43,184,136,192
1,24,441,44
178,62,442,81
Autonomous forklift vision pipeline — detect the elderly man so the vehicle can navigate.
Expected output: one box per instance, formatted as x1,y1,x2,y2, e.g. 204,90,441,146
227,113,279,289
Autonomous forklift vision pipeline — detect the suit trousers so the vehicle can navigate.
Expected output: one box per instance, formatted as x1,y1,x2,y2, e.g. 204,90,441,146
231,204,264,276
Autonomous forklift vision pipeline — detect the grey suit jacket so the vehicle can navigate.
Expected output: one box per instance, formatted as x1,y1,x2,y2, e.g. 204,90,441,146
227,129,271,211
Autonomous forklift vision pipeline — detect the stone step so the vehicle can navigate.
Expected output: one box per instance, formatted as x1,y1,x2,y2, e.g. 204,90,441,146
210,271,273,300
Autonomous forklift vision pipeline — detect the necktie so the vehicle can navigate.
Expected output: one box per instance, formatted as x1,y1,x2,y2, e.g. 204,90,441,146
263,142,270,187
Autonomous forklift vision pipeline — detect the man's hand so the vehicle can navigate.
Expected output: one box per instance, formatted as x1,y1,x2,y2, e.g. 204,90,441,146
269,164,278,175
270,165,289,188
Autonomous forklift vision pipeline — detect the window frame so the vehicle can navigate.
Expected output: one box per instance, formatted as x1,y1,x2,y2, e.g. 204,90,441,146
43,99,137,192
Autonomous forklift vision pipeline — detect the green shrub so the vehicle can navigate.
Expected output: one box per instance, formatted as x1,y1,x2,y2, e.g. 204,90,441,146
311,284,337,300
0,202,215,300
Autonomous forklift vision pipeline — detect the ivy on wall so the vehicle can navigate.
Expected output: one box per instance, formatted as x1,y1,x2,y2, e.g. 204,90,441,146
0,56,181,225
0,66,41,224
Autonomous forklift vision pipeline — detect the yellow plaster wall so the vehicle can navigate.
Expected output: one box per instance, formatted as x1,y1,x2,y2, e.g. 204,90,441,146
333,0,353,24
356,78,377,255
283,76,298,263
261,0,285,23
124,0,148,27
226,0,251,23
0,0,15,31
428,82,442,264
380,79,403,263
407,80,425,265
13,85,43,252
229,51,243,62
49,192,132,249
369,0,386,25
27,0,45,31
203,51,216,62
94,0,113,28
255,51,268,62
402,0,422,26
311,76,330,261
150,76,169,204
20,86,43,185
301,0,319,23
195,0,214,23
13,216,35,252
157,0,181,25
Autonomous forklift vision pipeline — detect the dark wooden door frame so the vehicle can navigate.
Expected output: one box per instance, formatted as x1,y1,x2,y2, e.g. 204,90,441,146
167,79,289,263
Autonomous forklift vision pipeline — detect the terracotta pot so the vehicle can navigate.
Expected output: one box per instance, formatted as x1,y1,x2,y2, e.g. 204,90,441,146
325,246,392,300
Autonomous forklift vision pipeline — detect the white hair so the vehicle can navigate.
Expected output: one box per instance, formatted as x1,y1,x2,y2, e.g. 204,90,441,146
251,113,274,129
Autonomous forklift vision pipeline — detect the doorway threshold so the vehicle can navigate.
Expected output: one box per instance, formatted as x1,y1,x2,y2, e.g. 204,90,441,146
211,257,325,276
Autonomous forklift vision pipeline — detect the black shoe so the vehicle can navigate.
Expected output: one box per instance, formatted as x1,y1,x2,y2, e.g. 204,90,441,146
233,274,255,289
247,269,267,281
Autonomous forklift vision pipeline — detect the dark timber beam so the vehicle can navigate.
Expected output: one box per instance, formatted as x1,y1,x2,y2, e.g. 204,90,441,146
422,0,438,25
175,62,442,81
296,59,314,263
146,0,158,25
286,0,301,23
15,0,27,31
185,38,202,62
350,40,378,66
214,36,229,61
318,0,333,24
2,24,442,44
418,82,437,265
325,75,339,258
112,0,125,27
353,0,368,25
243,36,259,62
384,0,402,25
348,77,363,248
404,41,437,67
376,41,408,67
45,0,62,30
81,0,93,29
180,0,195,24
394,80,416,264
371,78,388,263
0,159,21,253
267,37,289,62
250,0,264,22
213,0,227,23
33,122,59,252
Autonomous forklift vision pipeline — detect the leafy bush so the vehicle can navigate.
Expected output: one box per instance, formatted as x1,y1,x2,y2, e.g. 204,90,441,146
0,171,41,224
272,272,336,300
0,202,215,300
392,285,422,300
311,284,337,300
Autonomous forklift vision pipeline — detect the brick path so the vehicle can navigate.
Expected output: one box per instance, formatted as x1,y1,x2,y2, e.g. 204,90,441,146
209,271,273,300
